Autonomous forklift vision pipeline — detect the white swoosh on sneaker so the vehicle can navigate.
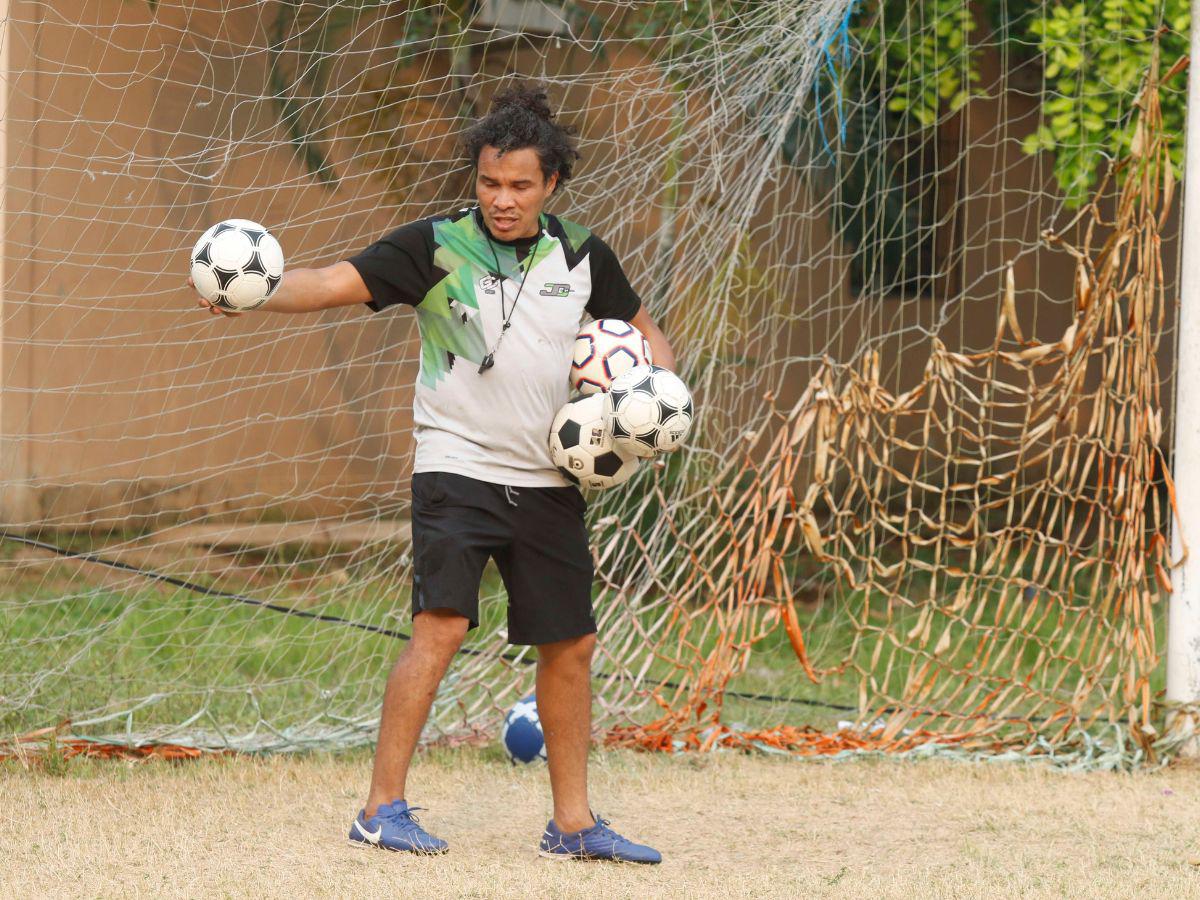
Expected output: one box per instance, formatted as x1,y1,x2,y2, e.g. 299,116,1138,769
354,819,382,843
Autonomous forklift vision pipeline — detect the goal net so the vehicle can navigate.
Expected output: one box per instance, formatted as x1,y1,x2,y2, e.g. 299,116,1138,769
0,0,1186,767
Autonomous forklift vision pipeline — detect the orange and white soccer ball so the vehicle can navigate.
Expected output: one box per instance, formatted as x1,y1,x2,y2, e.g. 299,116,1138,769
569,319,652,395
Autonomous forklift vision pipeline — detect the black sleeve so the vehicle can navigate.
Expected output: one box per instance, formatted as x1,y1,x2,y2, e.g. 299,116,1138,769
345,220,433,312
585,235,642,321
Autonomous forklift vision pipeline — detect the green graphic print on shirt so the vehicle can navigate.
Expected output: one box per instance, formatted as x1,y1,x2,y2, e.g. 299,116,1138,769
416,212,569,388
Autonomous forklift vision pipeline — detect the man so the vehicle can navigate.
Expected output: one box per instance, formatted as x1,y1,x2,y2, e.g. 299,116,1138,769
194,84,674,864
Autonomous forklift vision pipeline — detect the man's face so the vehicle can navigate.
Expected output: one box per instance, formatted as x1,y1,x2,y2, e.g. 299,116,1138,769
475,145,558,240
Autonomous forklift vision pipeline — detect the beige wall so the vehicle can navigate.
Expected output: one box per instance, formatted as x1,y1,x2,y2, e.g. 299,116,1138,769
2,1,438,526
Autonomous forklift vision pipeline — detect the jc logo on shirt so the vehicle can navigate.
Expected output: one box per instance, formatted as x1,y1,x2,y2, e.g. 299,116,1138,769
539,283,572,297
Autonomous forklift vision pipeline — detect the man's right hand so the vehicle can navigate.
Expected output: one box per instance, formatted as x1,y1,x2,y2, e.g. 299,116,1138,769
187,264,372,316
190,276,242,318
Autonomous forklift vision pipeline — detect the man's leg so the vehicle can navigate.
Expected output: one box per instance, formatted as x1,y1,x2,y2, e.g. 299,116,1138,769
536,632,596,833
363,608,469,816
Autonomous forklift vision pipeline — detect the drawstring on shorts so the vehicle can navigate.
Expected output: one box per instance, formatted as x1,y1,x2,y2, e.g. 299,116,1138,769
504,485,520,507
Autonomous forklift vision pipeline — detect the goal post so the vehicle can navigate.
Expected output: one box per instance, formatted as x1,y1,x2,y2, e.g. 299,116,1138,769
0,0,35,527
1166,0,1200,754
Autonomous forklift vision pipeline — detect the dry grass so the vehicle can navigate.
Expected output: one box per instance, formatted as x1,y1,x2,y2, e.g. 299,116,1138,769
3,748,1200,898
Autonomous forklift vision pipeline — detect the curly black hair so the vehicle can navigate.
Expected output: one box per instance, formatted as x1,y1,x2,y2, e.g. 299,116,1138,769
461,82,580,193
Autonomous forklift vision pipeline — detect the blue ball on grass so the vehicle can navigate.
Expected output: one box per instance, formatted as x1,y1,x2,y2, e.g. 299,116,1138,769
501,695,546,764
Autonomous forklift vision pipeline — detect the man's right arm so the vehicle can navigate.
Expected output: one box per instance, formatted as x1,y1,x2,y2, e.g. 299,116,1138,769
194,261,371,318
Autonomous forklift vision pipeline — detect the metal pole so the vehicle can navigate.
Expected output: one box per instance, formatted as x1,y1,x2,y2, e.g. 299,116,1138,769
1166,0,1200,753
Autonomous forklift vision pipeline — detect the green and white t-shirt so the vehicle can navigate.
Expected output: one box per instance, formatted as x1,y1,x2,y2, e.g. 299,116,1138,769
348,205,642,487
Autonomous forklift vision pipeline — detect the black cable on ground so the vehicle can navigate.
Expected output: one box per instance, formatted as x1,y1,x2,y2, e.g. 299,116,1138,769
0,531,857,712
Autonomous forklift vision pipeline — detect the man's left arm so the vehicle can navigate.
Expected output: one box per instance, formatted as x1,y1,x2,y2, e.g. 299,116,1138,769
586,234,678,371
628,306,675,372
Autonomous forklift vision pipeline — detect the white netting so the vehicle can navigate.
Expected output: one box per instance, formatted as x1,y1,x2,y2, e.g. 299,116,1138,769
0,0,1186,764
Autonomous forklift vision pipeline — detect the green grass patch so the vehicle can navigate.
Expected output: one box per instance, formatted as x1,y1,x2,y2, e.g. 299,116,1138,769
0,536,1170,750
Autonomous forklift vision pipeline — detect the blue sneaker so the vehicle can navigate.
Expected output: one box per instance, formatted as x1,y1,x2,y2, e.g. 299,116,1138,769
348,799,448,854
538,814,662,864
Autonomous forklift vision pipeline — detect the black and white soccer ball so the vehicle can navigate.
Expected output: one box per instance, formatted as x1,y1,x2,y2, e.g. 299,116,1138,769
190,219,284,311
569,318,652,395
548,393,640,491
603,364,694,458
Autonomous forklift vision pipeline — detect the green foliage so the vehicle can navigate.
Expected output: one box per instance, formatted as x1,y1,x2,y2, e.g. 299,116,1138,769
864,0,980,128
1025,0,1188,205
857,0,1188,206
635,0,1186,209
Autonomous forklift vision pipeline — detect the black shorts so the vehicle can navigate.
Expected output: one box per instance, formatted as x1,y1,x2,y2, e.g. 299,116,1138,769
410,471,597,645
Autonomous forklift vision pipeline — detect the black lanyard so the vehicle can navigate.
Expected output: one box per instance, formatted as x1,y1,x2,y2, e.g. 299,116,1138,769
478,228,541,374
